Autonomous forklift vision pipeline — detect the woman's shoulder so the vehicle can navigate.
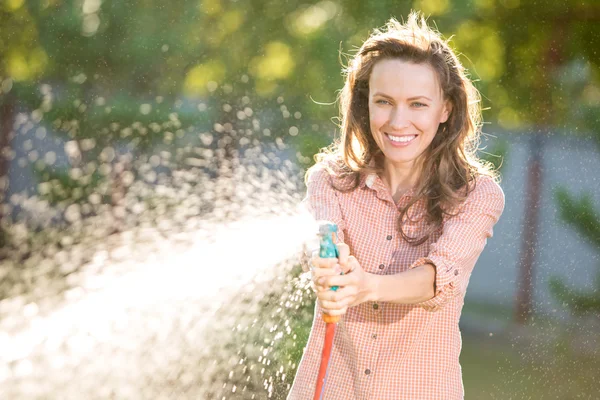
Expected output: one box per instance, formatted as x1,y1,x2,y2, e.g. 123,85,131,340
305,155,363,195
305,154,349,184
472,174,504,198
464,174,505,212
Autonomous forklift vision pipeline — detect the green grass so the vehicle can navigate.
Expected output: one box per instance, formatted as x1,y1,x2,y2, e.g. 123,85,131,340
217,266,600,399
460,300,600,399
461,333,600,399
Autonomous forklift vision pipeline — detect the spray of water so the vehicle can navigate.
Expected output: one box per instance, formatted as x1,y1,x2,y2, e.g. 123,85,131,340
0,84,322,399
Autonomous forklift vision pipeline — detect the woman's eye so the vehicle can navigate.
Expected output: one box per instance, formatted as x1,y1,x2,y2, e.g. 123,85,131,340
412,102,427,108
375,99,391,105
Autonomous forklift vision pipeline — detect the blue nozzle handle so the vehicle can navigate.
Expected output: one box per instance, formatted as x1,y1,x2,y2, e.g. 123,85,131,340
318,222,341,291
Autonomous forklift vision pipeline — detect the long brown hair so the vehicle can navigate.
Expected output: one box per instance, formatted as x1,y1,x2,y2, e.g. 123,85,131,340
308,11,499,245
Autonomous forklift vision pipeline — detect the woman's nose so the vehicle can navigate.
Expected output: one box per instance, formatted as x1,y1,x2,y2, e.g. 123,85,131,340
388,107,410,130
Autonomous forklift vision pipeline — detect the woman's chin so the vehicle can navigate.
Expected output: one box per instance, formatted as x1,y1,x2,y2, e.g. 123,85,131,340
381,149,418,166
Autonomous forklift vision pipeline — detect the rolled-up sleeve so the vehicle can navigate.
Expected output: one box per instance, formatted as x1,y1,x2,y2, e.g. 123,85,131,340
410,176,505,312
302,165,346,244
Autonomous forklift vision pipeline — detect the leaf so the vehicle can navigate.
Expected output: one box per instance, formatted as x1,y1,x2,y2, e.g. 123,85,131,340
554,186,600,249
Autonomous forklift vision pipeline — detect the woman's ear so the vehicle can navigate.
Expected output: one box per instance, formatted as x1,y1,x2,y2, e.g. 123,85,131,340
440,100,452,124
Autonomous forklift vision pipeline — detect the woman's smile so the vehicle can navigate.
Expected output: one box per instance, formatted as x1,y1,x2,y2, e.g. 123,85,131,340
385,133,418,146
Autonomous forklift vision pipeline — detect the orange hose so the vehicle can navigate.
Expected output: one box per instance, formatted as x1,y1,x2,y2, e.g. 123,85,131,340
313,321,337,400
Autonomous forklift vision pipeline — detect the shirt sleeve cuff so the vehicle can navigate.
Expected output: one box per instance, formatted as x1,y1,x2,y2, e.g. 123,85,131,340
408,255,461,312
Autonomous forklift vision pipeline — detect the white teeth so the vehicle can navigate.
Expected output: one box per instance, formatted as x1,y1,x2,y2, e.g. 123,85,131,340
387,134,416,143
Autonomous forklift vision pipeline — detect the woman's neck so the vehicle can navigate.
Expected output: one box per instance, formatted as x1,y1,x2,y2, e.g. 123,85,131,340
379,158,421,201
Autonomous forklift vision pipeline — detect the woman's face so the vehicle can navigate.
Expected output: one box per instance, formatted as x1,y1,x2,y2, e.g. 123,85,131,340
368,59,450,170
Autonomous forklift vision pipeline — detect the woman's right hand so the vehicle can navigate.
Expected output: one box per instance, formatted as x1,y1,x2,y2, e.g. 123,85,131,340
309,243,351,296
309,252,341,293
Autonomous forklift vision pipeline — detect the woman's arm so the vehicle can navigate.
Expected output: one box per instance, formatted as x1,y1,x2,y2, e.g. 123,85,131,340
315,250,436,315
367,264,436,304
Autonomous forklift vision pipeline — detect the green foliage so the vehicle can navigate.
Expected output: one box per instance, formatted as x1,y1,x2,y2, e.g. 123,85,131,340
549,275,600,316
551,186,600,314
204,262,315,399
33,165,106,204
3,0,600,158
555,187,600,249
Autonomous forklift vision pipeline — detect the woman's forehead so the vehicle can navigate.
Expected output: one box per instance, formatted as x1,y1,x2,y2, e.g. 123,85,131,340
369,59,443,99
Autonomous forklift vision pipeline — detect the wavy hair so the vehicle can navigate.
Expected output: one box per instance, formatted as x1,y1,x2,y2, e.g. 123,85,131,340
308,11,499,245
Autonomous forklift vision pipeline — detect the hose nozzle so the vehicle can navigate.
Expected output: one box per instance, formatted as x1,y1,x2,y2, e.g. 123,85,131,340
317,221,341,324
317,221,339,259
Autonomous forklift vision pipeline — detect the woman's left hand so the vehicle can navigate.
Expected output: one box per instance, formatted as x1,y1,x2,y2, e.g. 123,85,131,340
315,243,376,316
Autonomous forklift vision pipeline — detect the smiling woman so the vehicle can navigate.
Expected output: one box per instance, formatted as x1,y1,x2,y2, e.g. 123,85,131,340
368,60,451,194
289,11,505,400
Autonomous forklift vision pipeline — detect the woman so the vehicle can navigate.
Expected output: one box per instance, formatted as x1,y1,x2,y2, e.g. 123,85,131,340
289,12,505,400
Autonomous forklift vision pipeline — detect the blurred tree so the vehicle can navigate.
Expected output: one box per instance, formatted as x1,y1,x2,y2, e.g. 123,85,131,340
1,0,599,308
428,0,600,323
551,186,600,316
488,1,600,324
0,2,42,245
0,0,215,236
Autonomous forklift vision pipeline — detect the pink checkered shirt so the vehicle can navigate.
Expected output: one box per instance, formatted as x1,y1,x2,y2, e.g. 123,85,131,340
288,161,505,400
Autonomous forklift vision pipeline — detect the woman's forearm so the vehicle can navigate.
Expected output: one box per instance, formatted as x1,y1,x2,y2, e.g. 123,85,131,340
366,264,436,304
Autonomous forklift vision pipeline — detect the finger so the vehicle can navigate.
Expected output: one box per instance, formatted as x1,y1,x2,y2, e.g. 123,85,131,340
311,268,341,284
311,251,338,270
316,287,353,303
320,304,348,316
336,243,350,268
312,280,329,293
332,307,348,316
319,301,345,312
316,285,352,300
318,297,350,312
329,285,356,300
318,297,353,315
322,294,353,309
317,274,353,288
317,299,335,313
321,309,343,316
315,285,328,293
312,265,341,276
316,289,335,302
313,274,335,294
345,255,360,273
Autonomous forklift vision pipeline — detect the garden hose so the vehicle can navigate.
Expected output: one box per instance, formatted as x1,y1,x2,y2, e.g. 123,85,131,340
313,221,341,400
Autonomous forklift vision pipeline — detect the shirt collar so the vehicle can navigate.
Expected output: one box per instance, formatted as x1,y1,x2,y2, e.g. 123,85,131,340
363,173,377,189
358,158,378,189
358,162,417,202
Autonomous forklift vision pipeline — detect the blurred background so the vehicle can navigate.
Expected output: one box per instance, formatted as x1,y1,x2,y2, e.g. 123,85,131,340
0,0,599,399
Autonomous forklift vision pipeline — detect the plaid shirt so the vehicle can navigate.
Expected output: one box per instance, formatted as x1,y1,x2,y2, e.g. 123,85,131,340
288,161,505,400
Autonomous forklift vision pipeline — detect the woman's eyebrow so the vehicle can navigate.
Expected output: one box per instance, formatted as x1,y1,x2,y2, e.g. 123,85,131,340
372,92,433,101
407,95,433,101
371,92,393,99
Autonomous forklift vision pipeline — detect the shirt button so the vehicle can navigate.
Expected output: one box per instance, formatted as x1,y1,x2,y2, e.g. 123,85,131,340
378,264,385,270
454,270,459,276
373,303,379,310
372,333,377,339
386,235,393,240
364,369,371,375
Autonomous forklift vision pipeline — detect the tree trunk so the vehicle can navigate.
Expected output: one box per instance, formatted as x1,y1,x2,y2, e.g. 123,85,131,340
514,18,566,324
515,133,544,324
0,92,15,251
